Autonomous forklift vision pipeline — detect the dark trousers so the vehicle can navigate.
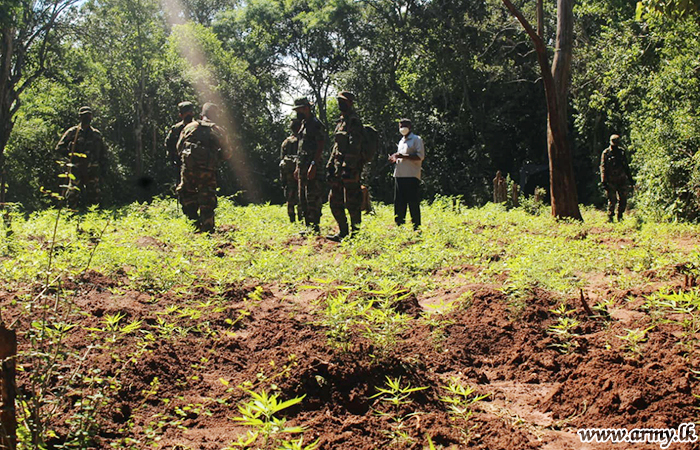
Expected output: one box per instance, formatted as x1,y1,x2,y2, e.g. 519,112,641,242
394,177,421,229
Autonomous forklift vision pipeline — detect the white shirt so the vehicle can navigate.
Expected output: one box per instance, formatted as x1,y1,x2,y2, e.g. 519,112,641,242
394,132,425,179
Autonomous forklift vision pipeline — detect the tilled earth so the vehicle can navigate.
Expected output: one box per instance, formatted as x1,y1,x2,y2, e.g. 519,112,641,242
2,268,699,449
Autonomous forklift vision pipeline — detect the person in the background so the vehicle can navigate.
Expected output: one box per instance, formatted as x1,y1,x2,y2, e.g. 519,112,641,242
55,106,107,208
292,97,326,235
326,91,364,241
280,118,303,223
600,134,633,222
389,118,425,230
176,103,232,233
165,101,195,187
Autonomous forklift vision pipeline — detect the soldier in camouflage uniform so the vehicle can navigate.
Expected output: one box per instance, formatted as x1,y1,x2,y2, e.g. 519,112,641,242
176,103,232,233
293,97,326,234
280,118,303,223
600,134,633,222
55,106,107,209
326,91,364,241
164,101,196,187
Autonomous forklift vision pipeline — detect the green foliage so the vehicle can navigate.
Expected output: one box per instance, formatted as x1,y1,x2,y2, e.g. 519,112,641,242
547,303,581,353
229,389,312,450
643,289,700,352
439,378,489,421
616,326,654,357
637,0,700,20
370,376,428,446
628,19,700,221
439,377,488,442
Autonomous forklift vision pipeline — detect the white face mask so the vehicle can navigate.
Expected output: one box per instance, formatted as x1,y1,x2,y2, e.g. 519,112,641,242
399,127,410,136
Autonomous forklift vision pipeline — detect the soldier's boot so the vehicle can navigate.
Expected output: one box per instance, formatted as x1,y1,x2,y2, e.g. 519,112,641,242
299,220,320,236
288,204,296,223
348,208,361,238
618,196,627,222
350,221,360,236
199,208,215,233
326,220,349,242
607,213,614,223
182,203,199,223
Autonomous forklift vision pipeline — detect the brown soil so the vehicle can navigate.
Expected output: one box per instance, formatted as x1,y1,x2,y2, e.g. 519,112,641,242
2,265,700,449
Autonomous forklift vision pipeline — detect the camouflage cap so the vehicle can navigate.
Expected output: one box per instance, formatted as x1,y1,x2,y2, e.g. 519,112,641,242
336,91,355,103
292,97,312,110
178,101,195,114
78,106,93,116
610,134,620,144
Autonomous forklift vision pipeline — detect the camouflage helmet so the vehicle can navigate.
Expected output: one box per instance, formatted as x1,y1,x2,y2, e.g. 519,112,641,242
78,106,93,116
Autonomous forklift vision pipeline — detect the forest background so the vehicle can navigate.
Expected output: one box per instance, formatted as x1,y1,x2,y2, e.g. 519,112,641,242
2,0,700,221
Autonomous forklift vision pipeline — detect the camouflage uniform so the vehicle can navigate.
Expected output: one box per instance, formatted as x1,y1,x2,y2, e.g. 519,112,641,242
327,93,364,238
280,131,303,223
56,107,106,208
165,101,195,186
297,113,326,231
176,115,232,232
600,135,633,221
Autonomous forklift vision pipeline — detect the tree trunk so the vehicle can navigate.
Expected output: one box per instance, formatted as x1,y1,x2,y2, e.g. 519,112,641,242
548,0,581,220
0,321,17,450
502,0,582,220
0,28,16,196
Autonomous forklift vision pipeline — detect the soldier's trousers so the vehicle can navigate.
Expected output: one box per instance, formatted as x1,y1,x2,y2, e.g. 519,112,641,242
284,173,302,222
177,169,217,232
604,181,629,220
66,162,100,210
298,164,322,227
329,176,362,233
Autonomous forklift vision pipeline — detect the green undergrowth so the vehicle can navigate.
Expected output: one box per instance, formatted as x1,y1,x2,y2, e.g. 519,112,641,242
2,197,698,297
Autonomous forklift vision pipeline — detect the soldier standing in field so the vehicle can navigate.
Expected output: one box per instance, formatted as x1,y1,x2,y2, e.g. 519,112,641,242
600,134,633,222
326,91,364,242
176,102,232,233
55,106,107,209
164,101,195,188
280,118,303,223
293,97,326,235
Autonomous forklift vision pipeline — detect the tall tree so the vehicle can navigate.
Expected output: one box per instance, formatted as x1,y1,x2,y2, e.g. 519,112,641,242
218,0,360,124
0,0,78,202
81,0,166,181
502,0,582,220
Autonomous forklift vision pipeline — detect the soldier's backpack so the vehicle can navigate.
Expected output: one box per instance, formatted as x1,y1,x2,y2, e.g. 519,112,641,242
181,121,218,171
361,125,379,164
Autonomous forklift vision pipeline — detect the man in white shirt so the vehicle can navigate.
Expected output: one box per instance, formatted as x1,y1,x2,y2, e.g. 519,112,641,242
389,118,425,229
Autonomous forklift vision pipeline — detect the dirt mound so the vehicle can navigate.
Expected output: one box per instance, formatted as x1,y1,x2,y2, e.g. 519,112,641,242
3,273,700,449
542,326,700,430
